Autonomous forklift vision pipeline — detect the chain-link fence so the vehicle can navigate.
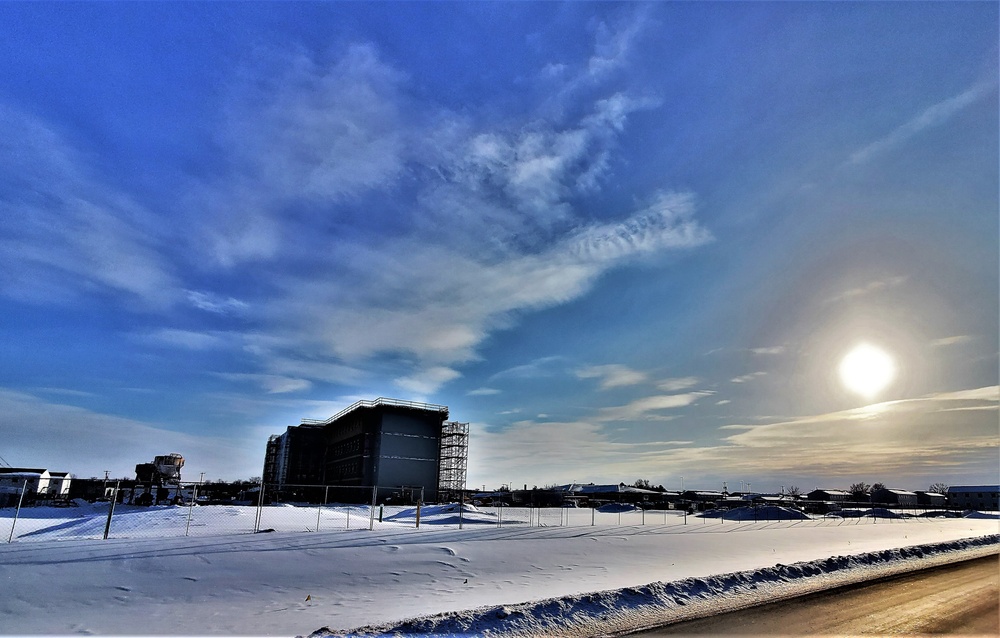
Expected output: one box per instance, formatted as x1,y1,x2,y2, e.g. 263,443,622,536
1,481,981,544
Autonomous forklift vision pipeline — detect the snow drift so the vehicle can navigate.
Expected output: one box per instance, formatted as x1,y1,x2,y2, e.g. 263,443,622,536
317,535,999,637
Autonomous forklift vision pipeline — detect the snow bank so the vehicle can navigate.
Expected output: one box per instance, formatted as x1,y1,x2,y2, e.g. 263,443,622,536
319,535,999,637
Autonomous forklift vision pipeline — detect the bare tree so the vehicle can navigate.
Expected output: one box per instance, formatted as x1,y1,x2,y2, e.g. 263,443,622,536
849,482,871,499
928,482,949,494
633,479,652,489
786,486,802,497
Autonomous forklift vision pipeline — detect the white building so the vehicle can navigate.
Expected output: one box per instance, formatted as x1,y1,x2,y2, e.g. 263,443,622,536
0,468,72,497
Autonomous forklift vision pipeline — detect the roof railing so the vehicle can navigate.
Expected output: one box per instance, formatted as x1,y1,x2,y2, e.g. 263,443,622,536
301,397,448,426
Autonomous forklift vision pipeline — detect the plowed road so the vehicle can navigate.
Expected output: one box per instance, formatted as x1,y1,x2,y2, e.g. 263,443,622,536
632,554,999,635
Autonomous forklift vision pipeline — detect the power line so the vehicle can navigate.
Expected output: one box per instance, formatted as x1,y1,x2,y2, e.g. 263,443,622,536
0,454,11,468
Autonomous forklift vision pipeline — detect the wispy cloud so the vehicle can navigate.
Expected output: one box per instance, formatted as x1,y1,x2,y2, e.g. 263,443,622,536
597,392,708,421
730,372,767,384
750,346,785,356
143,328,231,351
216,373,312,395
657,377,700,392
468,387,501,396
930,335,974,348
490,357,567,381
186,290,249,315
576,364,647,389
825,276,908,304
0,105,177,307
1,22,711,398
394,366,462,396
848,82,995,165
0,389,267,479
470,386,1000,488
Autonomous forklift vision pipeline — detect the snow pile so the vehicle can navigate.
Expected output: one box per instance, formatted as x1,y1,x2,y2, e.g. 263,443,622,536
700,506,809,521
318,535,999,637
596,503,639,513
964,510,1000,519
384,503,498,526
838,507,904,519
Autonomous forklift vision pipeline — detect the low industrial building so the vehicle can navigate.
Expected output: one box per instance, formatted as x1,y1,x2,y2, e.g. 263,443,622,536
263,398,468,503
947,485,1000,511
869,488,918,506
914,491,947,507
806,489,851,502
0,468,72,503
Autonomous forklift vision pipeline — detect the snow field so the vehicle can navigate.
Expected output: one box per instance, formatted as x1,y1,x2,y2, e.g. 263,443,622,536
0,503,996,636
2,501,960,543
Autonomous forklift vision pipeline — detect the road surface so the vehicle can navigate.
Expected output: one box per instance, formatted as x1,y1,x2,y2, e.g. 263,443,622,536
630,554,999,635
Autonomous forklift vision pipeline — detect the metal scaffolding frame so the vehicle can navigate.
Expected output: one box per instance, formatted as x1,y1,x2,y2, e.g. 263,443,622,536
438,421,469,500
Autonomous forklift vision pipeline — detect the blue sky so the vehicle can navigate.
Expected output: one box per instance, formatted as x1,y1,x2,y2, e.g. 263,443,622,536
1,3,996,492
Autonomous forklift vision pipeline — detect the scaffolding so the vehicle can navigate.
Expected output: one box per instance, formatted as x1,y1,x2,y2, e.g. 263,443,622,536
438,421,469,501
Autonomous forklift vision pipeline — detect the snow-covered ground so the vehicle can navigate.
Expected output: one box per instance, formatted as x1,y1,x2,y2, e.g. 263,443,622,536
0,503,996,636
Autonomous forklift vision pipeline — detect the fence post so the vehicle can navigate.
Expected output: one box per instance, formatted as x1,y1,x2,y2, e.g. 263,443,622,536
368,485,377,531
415,501,421,528
254,482,265,533
459,491,464,530
316,486,328,532
103,481,120,540
7,479,28,543
591,506,595,526
185,484,198,537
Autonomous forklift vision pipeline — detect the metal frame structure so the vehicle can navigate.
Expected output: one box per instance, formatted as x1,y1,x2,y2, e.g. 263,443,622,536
437,420,469,500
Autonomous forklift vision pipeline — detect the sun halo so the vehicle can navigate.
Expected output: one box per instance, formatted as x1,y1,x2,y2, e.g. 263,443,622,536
838,342,896,400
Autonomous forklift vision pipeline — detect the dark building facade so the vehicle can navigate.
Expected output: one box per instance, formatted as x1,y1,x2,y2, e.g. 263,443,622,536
262,398,468,503
947,485,1000,511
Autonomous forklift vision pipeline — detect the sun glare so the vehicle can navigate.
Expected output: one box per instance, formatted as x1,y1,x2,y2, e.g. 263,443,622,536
838,343,896,400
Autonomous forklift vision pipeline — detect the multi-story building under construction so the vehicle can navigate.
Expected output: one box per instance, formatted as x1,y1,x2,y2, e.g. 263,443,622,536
263,398,468,503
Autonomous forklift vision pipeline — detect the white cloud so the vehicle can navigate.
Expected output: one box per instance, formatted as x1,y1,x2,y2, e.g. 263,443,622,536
597,393,707,421
576,364,647,389
217,373,313,394
567,192,712,262
0,389,266,480
394,366,462,395
468,388,501,396
144,328,231,350
186,290,249,314
0,106,177,306
929,335,974,348
469,386,1000,489
730,372,767,383
848,82,995,165
825,276,908,304
2,32,712,403
750,346,785,356
657,377,699,392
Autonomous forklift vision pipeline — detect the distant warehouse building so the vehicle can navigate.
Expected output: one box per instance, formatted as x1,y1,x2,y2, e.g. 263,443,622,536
869,488,917,506
263,398,468,503
947,485,1000,511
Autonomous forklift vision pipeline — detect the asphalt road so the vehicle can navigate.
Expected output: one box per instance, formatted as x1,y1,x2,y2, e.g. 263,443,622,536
630,554,999,636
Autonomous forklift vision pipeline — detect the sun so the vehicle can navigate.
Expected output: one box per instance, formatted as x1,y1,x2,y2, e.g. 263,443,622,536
838,343,896,400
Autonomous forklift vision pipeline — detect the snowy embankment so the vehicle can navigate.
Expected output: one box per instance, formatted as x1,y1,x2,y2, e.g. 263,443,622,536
324,535,998,637
0,503,996,637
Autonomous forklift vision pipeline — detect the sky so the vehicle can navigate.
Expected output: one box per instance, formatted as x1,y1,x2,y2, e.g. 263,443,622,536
0,2,997,492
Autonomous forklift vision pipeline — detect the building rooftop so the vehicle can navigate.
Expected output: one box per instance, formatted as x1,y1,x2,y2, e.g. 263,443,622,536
300,397,448,426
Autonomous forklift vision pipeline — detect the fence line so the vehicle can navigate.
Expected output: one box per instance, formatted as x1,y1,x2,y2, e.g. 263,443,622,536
1,482,983,544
